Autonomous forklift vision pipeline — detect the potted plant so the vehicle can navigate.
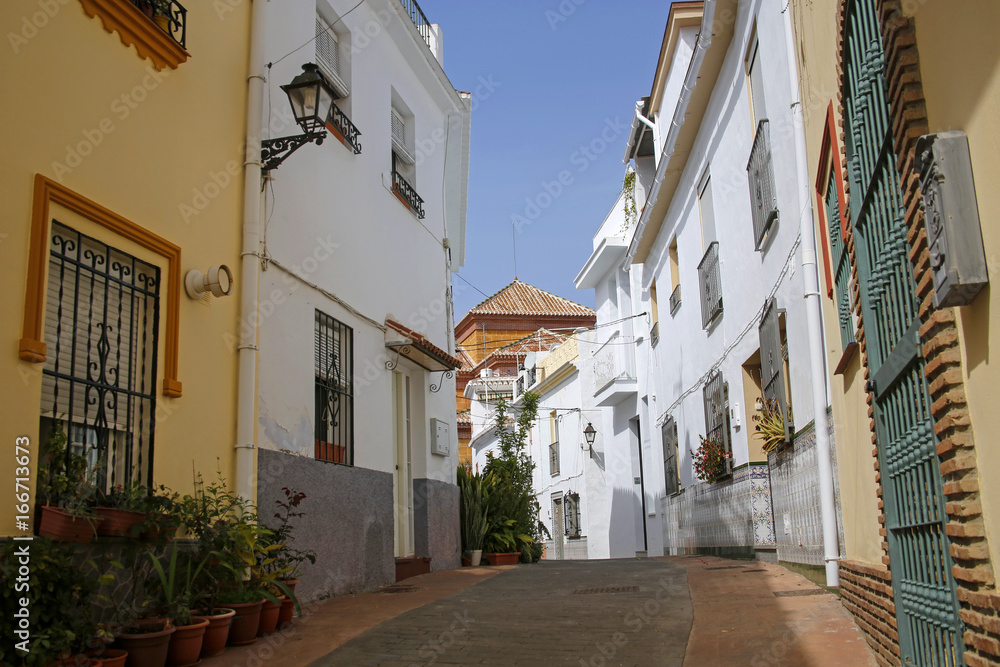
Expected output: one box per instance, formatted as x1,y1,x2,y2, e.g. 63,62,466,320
112,618,175,667
94,483,149,537
266,487,315,628
691,434,732,483
457,465,488,566
151,0,172,32
752,398,792,454
36,424,104,542
146,543,211,666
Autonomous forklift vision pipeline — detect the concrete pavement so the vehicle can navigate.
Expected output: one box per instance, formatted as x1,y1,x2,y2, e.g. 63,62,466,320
200,556,878,666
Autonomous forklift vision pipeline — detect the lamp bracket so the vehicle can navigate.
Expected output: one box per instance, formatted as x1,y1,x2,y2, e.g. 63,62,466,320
261,130,326,172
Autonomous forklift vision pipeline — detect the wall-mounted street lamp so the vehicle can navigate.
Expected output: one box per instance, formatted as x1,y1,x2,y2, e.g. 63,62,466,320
583,422,597,458
261,64,335,173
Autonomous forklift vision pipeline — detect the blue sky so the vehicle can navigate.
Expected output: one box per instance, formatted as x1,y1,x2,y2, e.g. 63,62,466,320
416,0,676,318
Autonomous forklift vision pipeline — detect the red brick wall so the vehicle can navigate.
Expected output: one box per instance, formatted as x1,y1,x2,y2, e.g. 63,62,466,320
840,560,901,666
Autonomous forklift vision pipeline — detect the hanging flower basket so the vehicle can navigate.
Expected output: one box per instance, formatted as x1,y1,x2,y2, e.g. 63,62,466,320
691,435,731,483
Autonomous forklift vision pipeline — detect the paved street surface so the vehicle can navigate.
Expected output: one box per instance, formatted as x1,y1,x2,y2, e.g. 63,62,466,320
312,559,691,666
202,556,878,667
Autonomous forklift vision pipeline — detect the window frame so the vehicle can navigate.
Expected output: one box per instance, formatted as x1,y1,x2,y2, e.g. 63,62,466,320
662,416,680,496
314,309,354,465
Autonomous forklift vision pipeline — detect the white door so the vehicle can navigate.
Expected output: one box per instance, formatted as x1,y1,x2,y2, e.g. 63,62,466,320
393,372,413,558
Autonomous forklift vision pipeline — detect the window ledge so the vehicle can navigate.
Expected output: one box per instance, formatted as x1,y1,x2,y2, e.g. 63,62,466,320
79,0,190,70
834,341,858,376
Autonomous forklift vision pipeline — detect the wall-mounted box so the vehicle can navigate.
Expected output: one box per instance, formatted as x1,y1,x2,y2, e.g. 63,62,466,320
430,417,450,456
915,131,989,308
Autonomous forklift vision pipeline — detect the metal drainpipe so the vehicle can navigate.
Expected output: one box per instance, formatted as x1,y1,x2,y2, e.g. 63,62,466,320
781,2,840,587
234,0,267,503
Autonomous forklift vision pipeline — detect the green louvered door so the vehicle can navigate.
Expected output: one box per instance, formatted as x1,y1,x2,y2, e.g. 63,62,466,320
842,0,965,664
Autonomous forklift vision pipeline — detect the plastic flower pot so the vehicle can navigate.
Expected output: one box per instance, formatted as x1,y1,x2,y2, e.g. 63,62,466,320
277,596,295,630
38,506,102,542
166,617,208,667
112,619,175,667
256,598,281,636
224,600,264,646
195,608,234,658
92,649,128,667
94,508,146,538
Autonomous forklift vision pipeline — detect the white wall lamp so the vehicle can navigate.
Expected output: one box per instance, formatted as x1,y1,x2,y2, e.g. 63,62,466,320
185,265,234,299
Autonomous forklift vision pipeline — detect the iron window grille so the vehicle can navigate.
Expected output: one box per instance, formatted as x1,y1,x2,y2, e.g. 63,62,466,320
650,321,659,347
131,0,187,49
662,416,680,496
703,371,733,477
328,102,362,154
669,283,682,315
825,168,855,347
758,298,791,443
528,365,537,388
315,310,354,465
565,492,581,538
516,375,525,397
41,221,160,492
747,119,779,249
392,169,425,219
549,442,560,477
697,242,723,328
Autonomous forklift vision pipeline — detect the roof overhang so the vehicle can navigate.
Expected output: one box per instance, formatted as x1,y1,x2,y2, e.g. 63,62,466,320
628,0,738,265
575,237,628,289
385,319,462,372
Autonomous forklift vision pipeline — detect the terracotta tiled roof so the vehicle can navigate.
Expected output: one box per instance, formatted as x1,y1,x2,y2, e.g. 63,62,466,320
467,280,595,318
456,410,472,425
455,347,476,372
385,319,463,370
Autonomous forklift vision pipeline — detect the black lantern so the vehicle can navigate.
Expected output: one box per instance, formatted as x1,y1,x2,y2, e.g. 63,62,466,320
583,422,597,447
261,63,335,173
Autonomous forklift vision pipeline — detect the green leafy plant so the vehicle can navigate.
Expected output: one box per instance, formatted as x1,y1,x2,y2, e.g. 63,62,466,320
620,167,637,233
691,434,731,483
267,487,317,580
752,398,791,453
37,423,100,519
146,541,211,626
457,464,489,552
482,393,541,553
95,483,148,511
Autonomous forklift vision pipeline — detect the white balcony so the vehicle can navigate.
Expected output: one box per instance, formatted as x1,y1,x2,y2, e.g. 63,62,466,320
591,330,637,406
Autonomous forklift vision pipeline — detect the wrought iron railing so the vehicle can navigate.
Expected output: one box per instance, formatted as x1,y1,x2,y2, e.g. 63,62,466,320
698,242,723,328
391,171,425,218
650,321,659,347
527,365,537,388
669,283,681,315
131,0,187,49
328,102,361,154
516,376,524,397
549,442,560,476
397,0,432,49
747,119,778,249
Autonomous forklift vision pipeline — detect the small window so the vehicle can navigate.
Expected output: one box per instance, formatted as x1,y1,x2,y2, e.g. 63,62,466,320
565,492,581,538
747,36,766,129
662,417,679,495
316,13,349,97
703,371,733,475
549,410,559,444
668,239,681,314
549,442,560,477
315,310,354,464
391,107,415,166
698,171,716,248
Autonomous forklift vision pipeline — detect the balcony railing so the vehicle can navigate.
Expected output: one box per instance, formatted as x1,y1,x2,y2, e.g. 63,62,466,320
516,376,524,397
698,242,723,328
328,102,362,154
592,331,636,392
527,365,537,388
747,119,778,249
131,0,187,49
397,0,432,49
669,283,681,315
391,171,425,219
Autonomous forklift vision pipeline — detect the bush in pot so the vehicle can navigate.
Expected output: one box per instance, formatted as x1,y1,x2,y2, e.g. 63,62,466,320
265,487,315,627
146,543,211,666
36,424,103,542
457,465,488,566
93,483,149,538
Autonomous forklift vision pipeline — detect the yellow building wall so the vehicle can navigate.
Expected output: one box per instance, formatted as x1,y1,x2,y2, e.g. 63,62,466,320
791,0,885,565
0,2,251,535
457,328,537,366
906,0,1000,573
537,337,578,382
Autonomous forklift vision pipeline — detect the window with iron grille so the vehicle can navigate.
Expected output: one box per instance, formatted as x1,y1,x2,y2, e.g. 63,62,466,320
315,310,353,464
758,298,790,442
747,119,778,249
565,492,580,538
315,14,349,97
549,442,560,477
825,168,855,347
41,221,159,492
662,416,679,495
703,371,732,475
697,242,722,328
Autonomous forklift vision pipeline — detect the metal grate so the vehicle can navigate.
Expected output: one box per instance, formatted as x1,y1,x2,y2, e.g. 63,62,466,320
572,586,640,595
825,168,855,347
391,170,425,219
843,0,964,663
759,298,790,442
315,17,340,80
662,417,679,496
669,283,681,315
379,585,418,594
130,0,187,48
315,310,354,465
702,371,733,475
549,442,560,477
705,566,747,570
747,119,778,249
697,242,722,329
41,221,159,492
742,569,767,573
328,102,362,154
773,589,828,597
565,492,580,537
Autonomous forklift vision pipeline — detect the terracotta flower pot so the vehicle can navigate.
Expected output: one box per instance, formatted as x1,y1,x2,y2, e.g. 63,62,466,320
94,508,146,537
484,552,520,566
224,600,264,646
166,617,208,667
38,506,102,542
113,619,175,667
257,598,281,636
92,649,128,667
195,608,234,658
278,578,298,596
277,596,294,630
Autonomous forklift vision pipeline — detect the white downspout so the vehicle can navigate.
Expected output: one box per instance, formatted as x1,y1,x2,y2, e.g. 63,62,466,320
235,0,267,502
782,3,840,587
623,0,716,268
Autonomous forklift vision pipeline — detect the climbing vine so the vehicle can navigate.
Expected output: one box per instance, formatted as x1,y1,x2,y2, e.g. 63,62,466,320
620,167,637,233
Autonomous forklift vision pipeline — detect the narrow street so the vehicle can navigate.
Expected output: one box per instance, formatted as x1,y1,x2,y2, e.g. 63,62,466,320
203,557,877,666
